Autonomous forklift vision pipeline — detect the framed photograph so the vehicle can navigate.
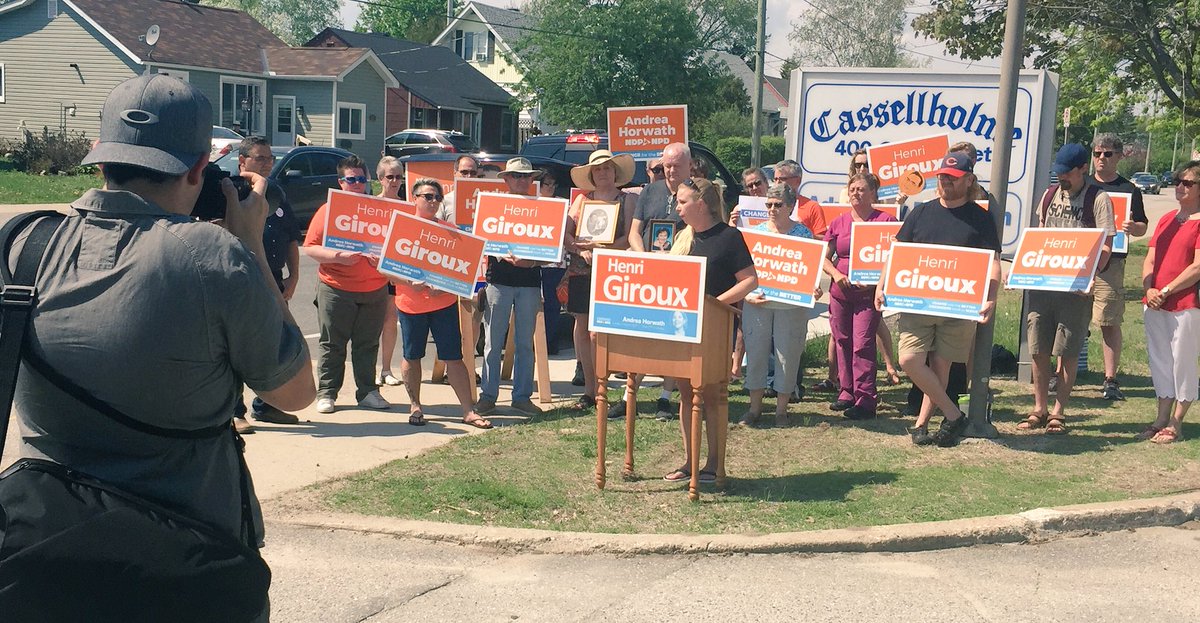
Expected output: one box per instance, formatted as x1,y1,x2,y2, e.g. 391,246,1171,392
648,219,676,253
576,200,620,244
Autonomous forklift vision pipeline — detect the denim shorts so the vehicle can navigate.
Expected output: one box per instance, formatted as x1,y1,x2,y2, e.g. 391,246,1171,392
399,302,462,361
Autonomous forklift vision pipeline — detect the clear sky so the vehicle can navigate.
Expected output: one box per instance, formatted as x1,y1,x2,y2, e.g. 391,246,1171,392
336,0,1000,75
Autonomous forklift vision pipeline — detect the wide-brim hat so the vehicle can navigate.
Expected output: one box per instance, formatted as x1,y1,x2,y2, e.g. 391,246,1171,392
81,74,211,175
570,150,635,190
498,156,541,177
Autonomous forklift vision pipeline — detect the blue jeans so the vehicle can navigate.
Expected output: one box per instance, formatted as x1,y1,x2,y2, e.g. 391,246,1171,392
481,283,540,402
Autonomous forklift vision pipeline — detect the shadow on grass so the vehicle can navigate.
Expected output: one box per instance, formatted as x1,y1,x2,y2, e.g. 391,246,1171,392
720,470,900,503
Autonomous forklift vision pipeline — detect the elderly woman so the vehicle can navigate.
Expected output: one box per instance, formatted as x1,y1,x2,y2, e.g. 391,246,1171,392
822,173,897,420
664,177,758,484
563,150,637,410
1138,161,1200,444
377,156,405,387
739,183,817,427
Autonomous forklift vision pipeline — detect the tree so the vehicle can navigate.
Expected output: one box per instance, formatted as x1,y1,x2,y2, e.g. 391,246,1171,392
356,0,456,44
787,0,920,68
207,0,340,45
913,0,1199,117
511,0,748,128
690,0,757,57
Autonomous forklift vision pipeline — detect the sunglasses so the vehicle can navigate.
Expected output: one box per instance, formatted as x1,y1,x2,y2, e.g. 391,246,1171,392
765,201,785,209
507,172,535,179
458,169,478,176
340,176,368,184
649,167,664,175
1176,178,1197,188
416,192,445,202
1093,150,1115,158
382,174,403,181
852,161,868,168
745,179,764,188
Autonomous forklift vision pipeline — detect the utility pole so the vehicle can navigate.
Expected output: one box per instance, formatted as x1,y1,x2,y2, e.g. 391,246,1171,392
967,0,1027,439
749,0,767,168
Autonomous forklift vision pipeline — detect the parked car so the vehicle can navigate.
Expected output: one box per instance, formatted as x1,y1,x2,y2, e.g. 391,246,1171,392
210,126,243,160
213,145,356,228
521,131,743,206
1132,172,1161,194
1162,171,1175,186
396,152,577,199
383,129,479,159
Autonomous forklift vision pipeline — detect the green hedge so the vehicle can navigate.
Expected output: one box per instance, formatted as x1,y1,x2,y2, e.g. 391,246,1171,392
713,136,786,174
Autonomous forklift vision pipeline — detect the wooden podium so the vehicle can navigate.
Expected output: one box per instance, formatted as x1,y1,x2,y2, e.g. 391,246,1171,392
594,296,736,501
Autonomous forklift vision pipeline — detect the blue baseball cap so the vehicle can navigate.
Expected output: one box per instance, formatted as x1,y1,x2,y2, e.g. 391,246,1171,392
1051,143,1089,175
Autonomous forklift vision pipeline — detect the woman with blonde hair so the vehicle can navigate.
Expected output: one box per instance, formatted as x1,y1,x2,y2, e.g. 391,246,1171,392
376,155,405,387
664,178,758,484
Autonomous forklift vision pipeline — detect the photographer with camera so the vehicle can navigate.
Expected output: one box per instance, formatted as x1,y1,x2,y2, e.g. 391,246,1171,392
2,74,314,619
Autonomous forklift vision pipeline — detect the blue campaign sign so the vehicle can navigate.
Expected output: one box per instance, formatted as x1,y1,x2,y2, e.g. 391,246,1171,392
587,250,707,344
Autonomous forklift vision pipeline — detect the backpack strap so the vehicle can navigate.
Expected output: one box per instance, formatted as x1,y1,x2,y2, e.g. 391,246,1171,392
1038,184,1059,226
1081,183,1100,229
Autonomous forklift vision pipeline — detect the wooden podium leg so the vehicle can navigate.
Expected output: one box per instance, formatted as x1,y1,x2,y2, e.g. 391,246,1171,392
716,383,728,489
689,384,703,502
533,310,552,404
623,375,636,479
595,372,608,490
501,309,515,380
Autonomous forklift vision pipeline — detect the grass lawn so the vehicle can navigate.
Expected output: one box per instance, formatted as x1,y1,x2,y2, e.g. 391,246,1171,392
0,160,100,204
309,241,1200,534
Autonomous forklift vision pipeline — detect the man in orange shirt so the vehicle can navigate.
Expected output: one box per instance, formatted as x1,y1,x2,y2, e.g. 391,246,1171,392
774,159,827,238
302,155,392,413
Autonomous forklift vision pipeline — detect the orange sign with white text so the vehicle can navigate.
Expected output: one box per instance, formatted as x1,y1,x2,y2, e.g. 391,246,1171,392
740,229,826,307
866,134,950,199
1006,228,1106,292
321,189,414,255
453,177,508,231
848,221,903,285
378,211,487,298
881,241,994,320
1108,192,1131,253
472,192,570,262
607,105,688,161
820,203,900,226
588,249,707,343
404,160,456,201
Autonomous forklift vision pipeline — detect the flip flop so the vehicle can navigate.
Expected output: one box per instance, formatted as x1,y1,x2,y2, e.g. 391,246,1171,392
698,470,717,484
408,411,426,426
663,467,691,482
462,414,493,429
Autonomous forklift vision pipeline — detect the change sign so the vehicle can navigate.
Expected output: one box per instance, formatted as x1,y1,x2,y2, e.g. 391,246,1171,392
866,133,950,199
321,190,414,255
881,241,994,320
453,177,508,232
740,229,826,307
1006,228,1106,292
1107,192,1132,254
848,221,903,284
378,211,487,298
472,192,570,263
607,104,688,161
588,250,706,344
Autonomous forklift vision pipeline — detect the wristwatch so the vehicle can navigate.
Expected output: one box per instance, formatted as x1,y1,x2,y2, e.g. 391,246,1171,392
1162,285,1173,295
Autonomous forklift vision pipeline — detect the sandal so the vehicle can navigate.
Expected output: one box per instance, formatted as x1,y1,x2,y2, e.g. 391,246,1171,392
462,414,493,429
572,395,596,411
1136,424,1165,441
1017,411,1047,430
408,411,426,426
663,467,691,482
1045,417,1068,435
1151,428,1181,444
698,470,717,484
775,413,790,428
737,412,760,427
887,369,902,386
811,379,836,392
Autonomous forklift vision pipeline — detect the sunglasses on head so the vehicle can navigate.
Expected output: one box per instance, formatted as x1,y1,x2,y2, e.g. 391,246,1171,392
1176,178,1197,188
382,174,402,181
649,166,664,174
1093,150,1115,158
416,192,445,202
340,176,368,184
682,177,699,190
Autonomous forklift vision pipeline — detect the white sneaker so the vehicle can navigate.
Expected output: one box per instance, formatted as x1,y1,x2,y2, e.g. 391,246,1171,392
315,398,335,414
357,390,391,410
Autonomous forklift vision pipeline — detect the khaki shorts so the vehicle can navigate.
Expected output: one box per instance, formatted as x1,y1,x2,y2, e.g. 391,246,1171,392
1091,256,1126,327
898,313,977,363
1027,290,1093,358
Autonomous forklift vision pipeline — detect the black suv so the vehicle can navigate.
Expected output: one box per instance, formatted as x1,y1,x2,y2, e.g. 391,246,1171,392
521,131,743,205
383,129,479,158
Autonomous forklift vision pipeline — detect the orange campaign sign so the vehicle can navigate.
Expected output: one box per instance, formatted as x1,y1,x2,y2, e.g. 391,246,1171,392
588,249,707,344
453,177,508,231
378,211,487,298
820,203,900,226
881,241,994,320
1108,192,1131,253
472,191,570,262
404,160,456,200
865,133,950,200
321,189,414,256
607,104,689,161
740,229,826,307
1006,228,1106,292
848,221,904,285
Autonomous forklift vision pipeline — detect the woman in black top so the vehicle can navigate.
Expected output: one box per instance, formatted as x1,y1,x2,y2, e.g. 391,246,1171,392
663,177,757,483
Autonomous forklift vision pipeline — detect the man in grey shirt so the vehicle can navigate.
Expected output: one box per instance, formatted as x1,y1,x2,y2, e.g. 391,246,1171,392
9,74,314,615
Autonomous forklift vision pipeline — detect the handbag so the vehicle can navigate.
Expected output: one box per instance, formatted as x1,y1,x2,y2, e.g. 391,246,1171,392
0,211,271,622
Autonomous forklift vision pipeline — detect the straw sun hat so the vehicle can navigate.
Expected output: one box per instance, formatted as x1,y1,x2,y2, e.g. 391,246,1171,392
570,150,635,190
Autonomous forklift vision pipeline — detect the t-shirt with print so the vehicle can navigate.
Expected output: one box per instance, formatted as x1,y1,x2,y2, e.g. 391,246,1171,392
895,199,1002,253
1145,211,1200,312
1091,174,1146,259
633,180,681,249
1040,180,1116,235
689,222,755,298
304,202,389,293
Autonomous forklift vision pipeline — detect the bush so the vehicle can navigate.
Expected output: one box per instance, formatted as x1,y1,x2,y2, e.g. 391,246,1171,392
713,136,787,174
10,127,92,175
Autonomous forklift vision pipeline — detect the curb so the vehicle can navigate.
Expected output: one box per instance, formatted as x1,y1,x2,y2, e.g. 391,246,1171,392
271,490,1200,555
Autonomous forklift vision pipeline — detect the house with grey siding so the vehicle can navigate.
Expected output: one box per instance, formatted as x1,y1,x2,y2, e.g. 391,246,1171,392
0,0,397,167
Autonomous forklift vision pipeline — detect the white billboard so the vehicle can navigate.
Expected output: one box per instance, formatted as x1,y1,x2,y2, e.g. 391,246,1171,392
785,69,1059,254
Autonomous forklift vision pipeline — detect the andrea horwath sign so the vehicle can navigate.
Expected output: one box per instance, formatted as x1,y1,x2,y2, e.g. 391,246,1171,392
588,250,706,344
